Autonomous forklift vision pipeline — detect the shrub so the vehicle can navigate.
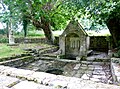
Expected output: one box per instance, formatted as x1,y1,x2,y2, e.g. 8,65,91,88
117,49,120,57
0,38,8,43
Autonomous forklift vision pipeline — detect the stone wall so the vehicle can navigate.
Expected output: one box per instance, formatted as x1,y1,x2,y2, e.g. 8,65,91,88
0,56,34,68
111,58,120,85
15,37,48,43
0,36,110,52
0,37,59,45
89,36,109,51
15,37,59,45
15,36,109,52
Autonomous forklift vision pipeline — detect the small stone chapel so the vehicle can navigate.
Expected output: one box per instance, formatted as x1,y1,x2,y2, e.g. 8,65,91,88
59,19,89,59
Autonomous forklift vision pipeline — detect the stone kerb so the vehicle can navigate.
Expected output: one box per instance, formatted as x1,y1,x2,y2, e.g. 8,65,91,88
111,58,120,85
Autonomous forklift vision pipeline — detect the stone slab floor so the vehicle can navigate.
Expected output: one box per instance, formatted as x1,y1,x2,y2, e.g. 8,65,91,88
0,65,120,89
20,52,112,84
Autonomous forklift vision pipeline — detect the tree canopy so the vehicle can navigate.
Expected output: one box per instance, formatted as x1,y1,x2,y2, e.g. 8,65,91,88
0,0,120,46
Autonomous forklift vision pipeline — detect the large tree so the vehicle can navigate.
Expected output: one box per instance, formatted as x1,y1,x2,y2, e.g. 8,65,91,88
64,0,120,47
1,0,119,46
1,0,56,44
86,0,120,47
0,0,78,44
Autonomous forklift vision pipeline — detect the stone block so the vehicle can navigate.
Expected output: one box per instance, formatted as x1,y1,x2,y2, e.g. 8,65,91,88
90,78,101,82
0,86,11,89
30,72,57,84
92,75,106,79
74,64,81,70
0,66,11,73
94,65,103,70
81,74,90,80
12,81,55,89
10,69,34,78
92,70,105,75
2,67,17,76
0,75,19,88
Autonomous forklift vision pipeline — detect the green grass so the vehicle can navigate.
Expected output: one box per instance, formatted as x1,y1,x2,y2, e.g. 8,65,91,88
0,43,51,58
0,44,25,58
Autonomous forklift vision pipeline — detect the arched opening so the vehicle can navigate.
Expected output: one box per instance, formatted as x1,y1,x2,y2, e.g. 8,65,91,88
65,33,80,59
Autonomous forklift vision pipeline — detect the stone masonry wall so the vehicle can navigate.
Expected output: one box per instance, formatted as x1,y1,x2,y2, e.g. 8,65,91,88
15,37,59,45
89,36,109,51
0,36,110,51
111,58,120,85
15,37,48,43
15,36,110,51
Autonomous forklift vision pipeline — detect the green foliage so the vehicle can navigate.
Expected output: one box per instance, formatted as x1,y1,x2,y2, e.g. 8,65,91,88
117,50,120,57
0,38,8,43
0,29,6,34
0,0,76,32
1,0,120,34
64,0,120,25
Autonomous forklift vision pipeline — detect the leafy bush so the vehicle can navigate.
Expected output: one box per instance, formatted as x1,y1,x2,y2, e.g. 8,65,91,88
0,30,6,35
117,49,120,57
0,38,8,43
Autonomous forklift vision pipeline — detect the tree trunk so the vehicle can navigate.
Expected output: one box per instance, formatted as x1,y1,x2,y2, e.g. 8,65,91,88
32,18,55,44
6,22,9,38
106,16,120,47
23,19,28,37
41,17,55,44
8,18,15,44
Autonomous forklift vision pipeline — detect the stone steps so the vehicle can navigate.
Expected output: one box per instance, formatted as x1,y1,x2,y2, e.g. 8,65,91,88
42,53,58,58
25,46,59,58
81,61,110,65
38,46,58,55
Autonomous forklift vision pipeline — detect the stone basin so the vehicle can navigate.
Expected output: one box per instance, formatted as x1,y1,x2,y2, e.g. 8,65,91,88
46,68,63,75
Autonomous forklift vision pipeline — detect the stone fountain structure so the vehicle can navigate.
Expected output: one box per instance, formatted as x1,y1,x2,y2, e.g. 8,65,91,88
59,19,90,59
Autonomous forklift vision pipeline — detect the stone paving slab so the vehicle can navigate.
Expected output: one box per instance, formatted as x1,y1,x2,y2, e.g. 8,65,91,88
30,71,58,84
73,64,81,70
11,81,56,89
2,67,17,75
10,69,35,78
0,66,11,73
0,65,120,89
0,75,20,89
0,86,11,89
94,65,103,70
81,74,90,80
92,69,106,75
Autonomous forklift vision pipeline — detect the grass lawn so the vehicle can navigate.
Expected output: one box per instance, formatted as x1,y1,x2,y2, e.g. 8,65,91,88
0,43,51,58
0,43,25,58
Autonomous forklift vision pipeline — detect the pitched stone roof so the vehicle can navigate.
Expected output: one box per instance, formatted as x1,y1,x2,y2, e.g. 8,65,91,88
61,19,88,36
